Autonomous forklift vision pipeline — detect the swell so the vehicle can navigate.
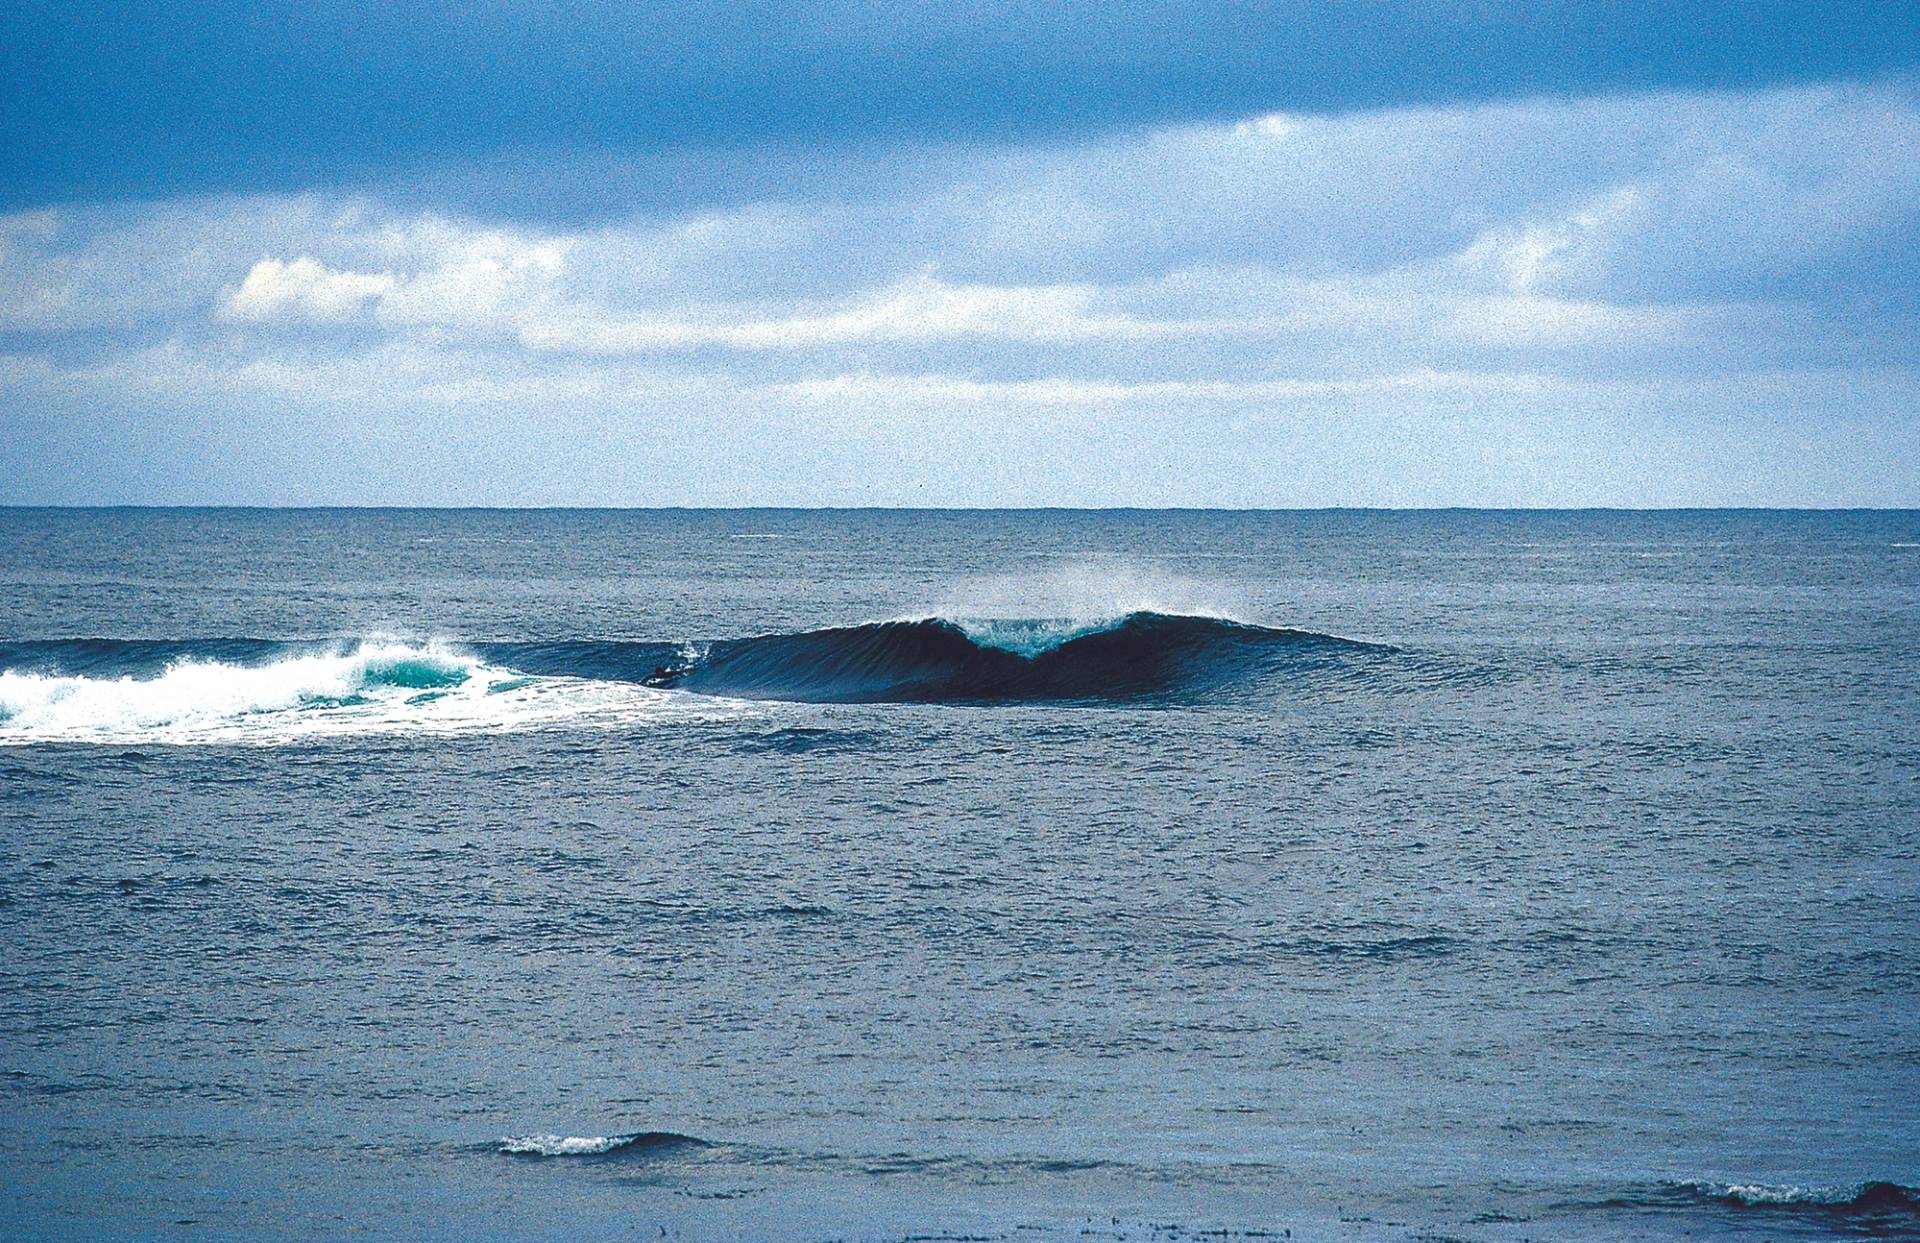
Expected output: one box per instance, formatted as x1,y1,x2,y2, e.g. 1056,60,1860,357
640,611,1378,703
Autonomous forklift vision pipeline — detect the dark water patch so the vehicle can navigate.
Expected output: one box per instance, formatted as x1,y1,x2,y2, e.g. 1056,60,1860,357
678,1186,763,1200
1233,932,1463,963
470,638,681,682
5,1072,117,1098
1295,933,1460,960
857,1151,1122,1181
731,726,888,754
0,762,83,785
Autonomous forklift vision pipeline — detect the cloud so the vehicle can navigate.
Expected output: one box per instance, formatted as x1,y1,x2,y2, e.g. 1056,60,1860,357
2,79,1917,503
518,273,1210,353
772,368,1550,406
223,256,395,322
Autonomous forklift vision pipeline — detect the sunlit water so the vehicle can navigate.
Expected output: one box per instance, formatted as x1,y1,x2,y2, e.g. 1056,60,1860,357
2,508,1916,1241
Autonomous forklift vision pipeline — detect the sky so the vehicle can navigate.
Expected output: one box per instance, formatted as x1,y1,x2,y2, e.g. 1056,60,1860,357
2,1,1917,506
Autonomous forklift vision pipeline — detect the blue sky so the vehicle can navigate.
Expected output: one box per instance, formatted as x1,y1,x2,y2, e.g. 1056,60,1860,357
3,1,1917,504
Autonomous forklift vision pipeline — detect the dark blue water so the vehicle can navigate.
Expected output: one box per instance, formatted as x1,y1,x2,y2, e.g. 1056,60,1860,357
2,508,1916,1242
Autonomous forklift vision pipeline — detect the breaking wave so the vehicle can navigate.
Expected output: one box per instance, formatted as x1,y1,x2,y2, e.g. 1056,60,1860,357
0,611,1381,741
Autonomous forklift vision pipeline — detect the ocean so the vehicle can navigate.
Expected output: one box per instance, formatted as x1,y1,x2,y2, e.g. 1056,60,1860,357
1,507,1916,1242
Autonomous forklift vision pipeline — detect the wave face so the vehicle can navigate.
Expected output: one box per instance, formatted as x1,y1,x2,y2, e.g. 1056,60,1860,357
0,640,684,745
640,611,1371,703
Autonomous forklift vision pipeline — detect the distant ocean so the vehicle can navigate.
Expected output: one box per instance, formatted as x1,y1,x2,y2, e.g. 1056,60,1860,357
2,508,1916,1242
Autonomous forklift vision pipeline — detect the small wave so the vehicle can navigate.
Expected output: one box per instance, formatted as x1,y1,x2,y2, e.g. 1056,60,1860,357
1604,1179,1920,1234
643,610,1378,704
499,1131,709,1157
1683,1180,1920,1212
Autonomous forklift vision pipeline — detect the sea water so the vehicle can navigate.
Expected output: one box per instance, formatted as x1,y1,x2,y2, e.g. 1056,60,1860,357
1,508,1916,1241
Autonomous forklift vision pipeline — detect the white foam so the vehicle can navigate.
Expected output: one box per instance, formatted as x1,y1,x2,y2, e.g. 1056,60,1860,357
0,642,724,745
499,1134,633,1156
1688,1180,1860,1205
951,617,1116,657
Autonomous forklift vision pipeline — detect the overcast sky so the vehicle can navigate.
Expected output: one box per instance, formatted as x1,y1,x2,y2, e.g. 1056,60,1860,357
3,1,1917,505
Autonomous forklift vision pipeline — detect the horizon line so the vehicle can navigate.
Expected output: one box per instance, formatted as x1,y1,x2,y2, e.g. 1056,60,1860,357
3,503,1917,515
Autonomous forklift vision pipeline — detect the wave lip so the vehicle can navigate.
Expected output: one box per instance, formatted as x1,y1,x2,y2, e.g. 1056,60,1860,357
643,610,1371,704
499,1131,709,1158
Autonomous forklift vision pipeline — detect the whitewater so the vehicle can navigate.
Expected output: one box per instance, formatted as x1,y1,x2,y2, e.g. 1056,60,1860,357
3,508,1916,1243
0,641,688,744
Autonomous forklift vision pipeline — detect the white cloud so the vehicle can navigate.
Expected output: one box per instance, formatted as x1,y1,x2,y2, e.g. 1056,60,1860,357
375,227,568,326
0,210,73,330
519,272,1212,353
1454,188,1643,296
223,256,396,322
1231,113,1303,141
772,368,1548,406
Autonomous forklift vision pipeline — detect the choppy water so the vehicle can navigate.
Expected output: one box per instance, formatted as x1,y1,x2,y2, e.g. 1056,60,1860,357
1,508,1916,1242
